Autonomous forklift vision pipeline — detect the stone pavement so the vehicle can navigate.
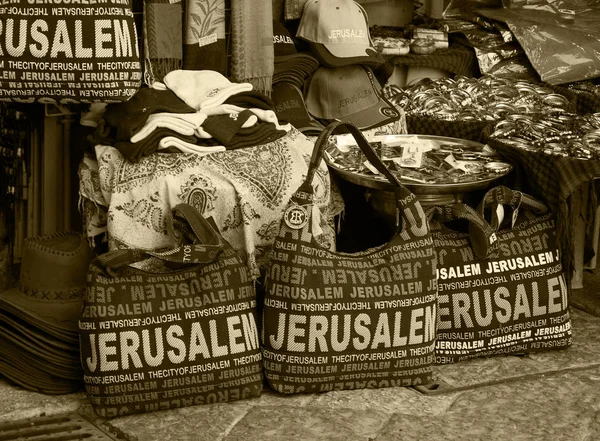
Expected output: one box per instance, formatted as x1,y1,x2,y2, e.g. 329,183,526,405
2,271,600,441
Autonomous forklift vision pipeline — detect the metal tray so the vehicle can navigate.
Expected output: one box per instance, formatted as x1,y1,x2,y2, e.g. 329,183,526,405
324,134,513,194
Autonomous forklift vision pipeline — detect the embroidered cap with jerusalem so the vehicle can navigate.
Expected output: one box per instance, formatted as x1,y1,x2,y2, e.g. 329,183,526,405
297,0,384,67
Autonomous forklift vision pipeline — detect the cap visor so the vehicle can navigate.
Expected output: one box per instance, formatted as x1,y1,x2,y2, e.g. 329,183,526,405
335,96,400,131
272,83,325,134
310,43,384,68
299,123,325,135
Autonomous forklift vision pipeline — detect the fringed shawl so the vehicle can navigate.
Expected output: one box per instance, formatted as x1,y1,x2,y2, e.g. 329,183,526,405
143,0,184,86
230,1,274,95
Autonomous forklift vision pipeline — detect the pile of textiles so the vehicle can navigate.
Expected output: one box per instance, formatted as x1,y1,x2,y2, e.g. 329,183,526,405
86,70,293,163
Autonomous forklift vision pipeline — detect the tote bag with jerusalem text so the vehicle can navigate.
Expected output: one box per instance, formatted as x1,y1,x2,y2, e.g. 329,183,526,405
432,186,572,364
80,204,263,418
262,121,438,395
0,1,141,104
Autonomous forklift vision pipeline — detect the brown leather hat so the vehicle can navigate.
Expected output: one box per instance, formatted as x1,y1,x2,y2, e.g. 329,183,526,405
0,232,92,339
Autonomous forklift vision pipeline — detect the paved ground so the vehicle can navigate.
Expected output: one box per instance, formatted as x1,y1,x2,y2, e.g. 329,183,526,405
2,270,600,441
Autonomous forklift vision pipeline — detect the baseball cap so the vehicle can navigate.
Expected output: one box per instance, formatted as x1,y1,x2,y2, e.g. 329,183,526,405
273,21,320,90
272,83,325,136
297,0,384,67
305,65,400,131
273,21,301,59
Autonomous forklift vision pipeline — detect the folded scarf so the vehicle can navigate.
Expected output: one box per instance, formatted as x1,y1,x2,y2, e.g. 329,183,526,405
104,88,195,141
115,127,196,162
158,137,226,155
164,69,253,111
131,113,207,143
116,128,198,162
200,110,259,144
196,120,287,150
230,1,274,94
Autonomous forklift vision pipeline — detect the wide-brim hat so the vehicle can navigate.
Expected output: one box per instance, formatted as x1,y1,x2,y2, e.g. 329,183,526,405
297,0,384,68
306,65,400,131
0,231,93,338
1,314,81,367
0,354,83,395
0,334,82,380
0,310,79,352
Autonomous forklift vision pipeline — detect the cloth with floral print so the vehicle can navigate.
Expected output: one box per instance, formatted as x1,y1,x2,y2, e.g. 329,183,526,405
78,127,344,280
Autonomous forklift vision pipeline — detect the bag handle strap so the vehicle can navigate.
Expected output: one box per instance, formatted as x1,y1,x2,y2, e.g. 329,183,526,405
299,121,413,201
96,203,224,276
429,203,499,259
477,185,548,229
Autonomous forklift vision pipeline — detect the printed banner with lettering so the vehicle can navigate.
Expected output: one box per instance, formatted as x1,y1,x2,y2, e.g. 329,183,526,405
262,121,438,395
79,204,262,418
431,187,572,365
0,1,142,104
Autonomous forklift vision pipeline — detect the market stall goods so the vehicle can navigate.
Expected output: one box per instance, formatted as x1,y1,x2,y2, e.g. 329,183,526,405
324,133,511,188
80,204,263,418
488,112,600,160
263,122,438,394
429,188,571,364
387,75,572,122
0,232,93,394
0,2,142,103
296,0,385,68
306,65,401,131
78,127,342,282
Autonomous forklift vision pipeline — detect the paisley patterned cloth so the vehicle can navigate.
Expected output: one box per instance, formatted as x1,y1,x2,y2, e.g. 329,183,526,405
78,128,344,280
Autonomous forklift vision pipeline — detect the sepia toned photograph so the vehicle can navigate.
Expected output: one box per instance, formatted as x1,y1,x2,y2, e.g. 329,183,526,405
0,0,599,439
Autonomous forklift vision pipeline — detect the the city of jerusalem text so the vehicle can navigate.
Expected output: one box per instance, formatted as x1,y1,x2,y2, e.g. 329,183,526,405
0,2,140,103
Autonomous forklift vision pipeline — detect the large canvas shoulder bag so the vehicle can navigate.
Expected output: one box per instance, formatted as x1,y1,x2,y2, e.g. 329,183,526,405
262,121,438,395
432,186,572,364
79,204,262,418
0,2,142,104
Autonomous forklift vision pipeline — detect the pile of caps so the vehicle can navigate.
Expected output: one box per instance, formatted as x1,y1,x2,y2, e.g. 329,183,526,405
489,112,600,159
385,75,571,121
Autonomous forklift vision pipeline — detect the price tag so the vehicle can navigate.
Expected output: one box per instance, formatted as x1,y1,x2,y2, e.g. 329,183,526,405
198,34,218,47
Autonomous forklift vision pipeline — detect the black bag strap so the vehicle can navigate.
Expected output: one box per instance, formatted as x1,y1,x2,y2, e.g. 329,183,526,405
299,121,414,202
95,203,224,276
477,185,548,230
428,203,499,259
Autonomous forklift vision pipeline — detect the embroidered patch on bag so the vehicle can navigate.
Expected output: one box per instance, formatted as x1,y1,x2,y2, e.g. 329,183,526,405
284,204,309,229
